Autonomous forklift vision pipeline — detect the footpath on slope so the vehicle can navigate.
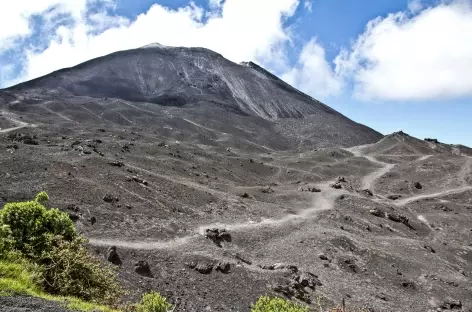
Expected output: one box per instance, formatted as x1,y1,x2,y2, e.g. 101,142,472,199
0,111,36,133
88,144,472,250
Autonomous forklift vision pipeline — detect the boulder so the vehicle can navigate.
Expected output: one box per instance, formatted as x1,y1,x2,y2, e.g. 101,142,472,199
330,182,342,189
215,261,232,273
440,299,462,310
106,246,122,266
103,194,119,203
189,261,213,274
134,260,153,277
370,209,385,218
204,228,231,247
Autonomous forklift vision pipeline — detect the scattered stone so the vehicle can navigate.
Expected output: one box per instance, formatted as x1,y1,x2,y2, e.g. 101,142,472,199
121,143,131,152
414,182,423,189
127,176,148,186
300,186,321,193
134,260,153,277
273,270,321,304
241,192,250,198
440,299,462,310
125,204,133,210
6,144,18,150
71,140,81,147
376,293,388,301
295,271,322,289
387,194,402,200
189,261,213,274
361,189,373,196
66,204,80,212
401,281,416,290
234,253,252,265
106,246,122,266
103,194,119,203
386,213,409,224
330,182,342,189
337,176,346,183
261,187,274,194
67,212,80,222
204,228,231,247
93,148,104,156
370,209,385,218
423,245,436,253
319,254,329,261
215,261,232,273
108,161,125,167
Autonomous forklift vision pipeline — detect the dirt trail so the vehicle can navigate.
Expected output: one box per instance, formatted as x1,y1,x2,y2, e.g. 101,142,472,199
87,144,469,251
395,186,472,206
360,155,395,191
0,112,35,133
87,145,391,250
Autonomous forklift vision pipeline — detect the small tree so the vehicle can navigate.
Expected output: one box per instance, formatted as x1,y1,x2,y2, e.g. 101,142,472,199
0,192,76,259
0,192,123,304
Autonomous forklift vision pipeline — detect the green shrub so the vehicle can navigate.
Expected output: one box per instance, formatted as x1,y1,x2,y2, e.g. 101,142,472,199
0,192,123,305
40,236,123,303
0,225,14,257
251,296,309,312
0,192,76,259
135,292,172,312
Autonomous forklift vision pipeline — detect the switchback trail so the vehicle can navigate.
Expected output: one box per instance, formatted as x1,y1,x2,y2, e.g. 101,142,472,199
87,145,469,251
88,144,397,250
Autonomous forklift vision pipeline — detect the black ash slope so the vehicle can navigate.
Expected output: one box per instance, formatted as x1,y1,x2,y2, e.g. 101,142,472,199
1,43,381,150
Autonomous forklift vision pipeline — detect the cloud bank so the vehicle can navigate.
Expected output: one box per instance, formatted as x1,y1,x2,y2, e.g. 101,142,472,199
336,0,472,101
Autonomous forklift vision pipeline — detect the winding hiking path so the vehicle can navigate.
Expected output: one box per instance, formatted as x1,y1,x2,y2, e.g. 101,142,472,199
0,111,36,133
88,145,392,250
88,144,470,250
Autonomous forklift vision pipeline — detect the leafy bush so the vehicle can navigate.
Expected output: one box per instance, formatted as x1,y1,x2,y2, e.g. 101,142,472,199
0,193,76,259
40,236,123,303
251,296,309,312
0,225,14,257
135,292,172,312
0,192,123,305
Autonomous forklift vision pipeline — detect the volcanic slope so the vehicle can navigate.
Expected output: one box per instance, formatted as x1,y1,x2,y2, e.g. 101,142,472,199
1,46,471,312
0,44,381,150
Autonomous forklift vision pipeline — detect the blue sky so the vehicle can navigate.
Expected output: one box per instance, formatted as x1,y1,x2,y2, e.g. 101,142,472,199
0,0,471,146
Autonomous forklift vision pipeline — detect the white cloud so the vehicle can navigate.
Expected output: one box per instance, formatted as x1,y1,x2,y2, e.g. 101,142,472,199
336,1,472,101
408,0,423,13
282,39,342,99
2,0,302,85
304,1,312,12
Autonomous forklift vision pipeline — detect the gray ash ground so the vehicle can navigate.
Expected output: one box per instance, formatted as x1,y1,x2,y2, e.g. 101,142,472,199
0,45,471,312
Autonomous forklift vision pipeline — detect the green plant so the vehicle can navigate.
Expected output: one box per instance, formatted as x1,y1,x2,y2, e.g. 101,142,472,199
0,192,76,259
251,296,309,312
0,254,119,312
39,236,123,303
0,225,14,257
135,292,172,312
0,192,123,305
